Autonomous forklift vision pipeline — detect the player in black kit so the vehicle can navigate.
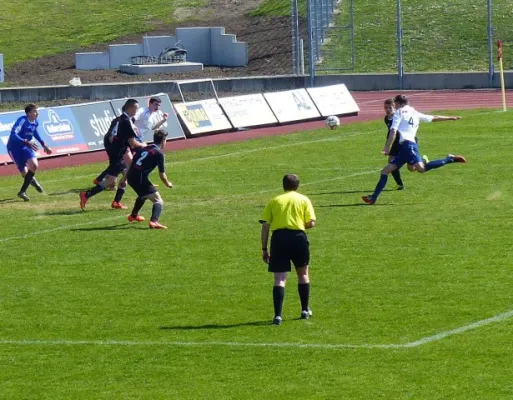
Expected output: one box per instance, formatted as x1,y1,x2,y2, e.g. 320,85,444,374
80,99,146,210
383,98,405,190
127,129,173,230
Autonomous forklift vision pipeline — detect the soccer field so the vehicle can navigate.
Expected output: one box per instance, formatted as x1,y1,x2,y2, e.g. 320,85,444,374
1,110,512,399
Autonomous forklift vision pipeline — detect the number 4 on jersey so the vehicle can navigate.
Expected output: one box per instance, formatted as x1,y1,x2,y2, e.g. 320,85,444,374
408,117,415,127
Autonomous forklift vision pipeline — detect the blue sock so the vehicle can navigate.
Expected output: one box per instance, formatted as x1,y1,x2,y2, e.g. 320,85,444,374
425,156,453,172
371,174,388,200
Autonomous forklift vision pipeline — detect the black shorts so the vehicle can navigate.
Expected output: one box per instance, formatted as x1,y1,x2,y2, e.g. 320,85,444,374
128,172,158,198
268,229,310,273
105,146,127,177
389,137,402,157
105,156,127,177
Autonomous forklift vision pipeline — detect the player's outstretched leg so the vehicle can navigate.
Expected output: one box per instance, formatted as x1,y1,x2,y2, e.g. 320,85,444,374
79,175,116,210
128,197,146,222
424,154,466,172
362,163,399,205
93,168,110,185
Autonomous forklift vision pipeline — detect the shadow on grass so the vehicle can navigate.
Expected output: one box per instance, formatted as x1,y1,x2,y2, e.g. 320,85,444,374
309,189,396,196
0,198,17,204
48,189,84,196
160,321,271,330
71,223,134,232
317,203,393,208
42,209,85,216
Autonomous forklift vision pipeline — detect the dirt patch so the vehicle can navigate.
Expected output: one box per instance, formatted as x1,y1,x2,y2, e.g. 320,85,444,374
4,0,301,87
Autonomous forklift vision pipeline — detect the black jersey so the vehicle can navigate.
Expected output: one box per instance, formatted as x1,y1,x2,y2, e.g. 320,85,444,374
384,115,394,138
109,113,137,155
129,144,165,177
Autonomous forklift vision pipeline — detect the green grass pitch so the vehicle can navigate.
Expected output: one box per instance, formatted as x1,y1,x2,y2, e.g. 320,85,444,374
1,110,513,398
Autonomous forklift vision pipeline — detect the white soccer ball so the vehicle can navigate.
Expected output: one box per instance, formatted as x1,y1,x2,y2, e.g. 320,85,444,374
325,115,340,130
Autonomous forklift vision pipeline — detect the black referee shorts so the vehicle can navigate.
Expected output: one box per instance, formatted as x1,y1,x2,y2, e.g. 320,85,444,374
268,229,310,273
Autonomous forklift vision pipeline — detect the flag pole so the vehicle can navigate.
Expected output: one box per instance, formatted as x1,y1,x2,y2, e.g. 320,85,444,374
497,40,507,112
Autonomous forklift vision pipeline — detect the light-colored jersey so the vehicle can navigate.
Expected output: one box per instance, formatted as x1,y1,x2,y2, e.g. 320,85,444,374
391,105,433,143
134,107,167,139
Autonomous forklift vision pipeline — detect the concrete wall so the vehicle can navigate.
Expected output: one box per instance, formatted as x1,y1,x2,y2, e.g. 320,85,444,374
75,28,248,70
2,72,513,103
210,27,248,67
109,44,143,69
142,36,177,57
175,28,212,65
76,52,110,70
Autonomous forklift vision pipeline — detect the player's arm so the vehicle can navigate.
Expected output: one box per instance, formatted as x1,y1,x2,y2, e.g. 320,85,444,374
259,201,273,263
431,115,461,122
151,113,168,130
260,223,271,264
383,113,400,155
157,154,173,188
33,128,52,155
304,199,316,229
383,129,396,155
128,137,146,149
10,119,35,149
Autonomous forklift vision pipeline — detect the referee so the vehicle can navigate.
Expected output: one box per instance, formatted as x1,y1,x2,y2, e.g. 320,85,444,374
259,174,316,326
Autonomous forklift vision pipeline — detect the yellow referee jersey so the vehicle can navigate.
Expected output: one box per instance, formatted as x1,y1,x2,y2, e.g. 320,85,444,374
260,191,316,231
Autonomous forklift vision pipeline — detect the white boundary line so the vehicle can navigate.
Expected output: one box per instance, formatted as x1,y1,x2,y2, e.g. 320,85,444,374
1,309,511,350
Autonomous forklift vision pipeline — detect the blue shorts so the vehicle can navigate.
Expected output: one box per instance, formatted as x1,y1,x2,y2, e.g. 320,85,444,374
391,141,423,168
7,145,36,172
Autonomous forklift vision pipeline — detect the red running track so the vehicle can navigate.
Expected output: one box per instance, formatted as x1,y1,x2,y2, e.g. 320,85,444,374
0,89,510,177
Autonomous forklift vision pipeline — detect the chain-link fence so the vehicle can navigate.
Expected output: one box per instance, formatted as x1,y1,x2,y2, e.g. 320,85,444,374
288,0,513,84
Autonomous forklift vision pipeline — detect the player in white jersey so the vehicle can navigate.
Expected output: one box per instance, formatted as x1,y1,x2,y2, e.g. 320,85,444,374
134,97,169,142
362,94,466,205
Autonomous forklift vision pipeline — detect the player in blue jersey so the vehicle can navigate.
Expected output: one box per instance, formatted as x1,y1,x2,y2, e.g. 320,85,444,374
80,99,146,210
362,94,466,205
127,129,173,229
7,104,52,201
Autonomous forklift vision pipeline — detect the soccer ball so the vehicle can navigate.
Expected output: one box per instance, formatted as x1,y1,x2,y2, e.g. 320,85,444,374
325,115,340,130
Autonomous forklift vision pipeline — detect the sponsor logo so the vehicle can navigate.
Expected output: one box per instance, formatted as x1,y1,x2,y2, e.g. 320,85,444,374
89,109,116,138
184,104,212,128
0,121,14,134
42,110,75,141
292,91,313,111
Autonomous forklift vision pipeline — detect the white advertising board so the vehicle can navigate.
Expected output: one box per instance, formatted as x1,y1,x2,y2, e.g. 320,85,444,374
264,89,321,123
219,94,277,128
174,99,232,135
306,84,360,117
